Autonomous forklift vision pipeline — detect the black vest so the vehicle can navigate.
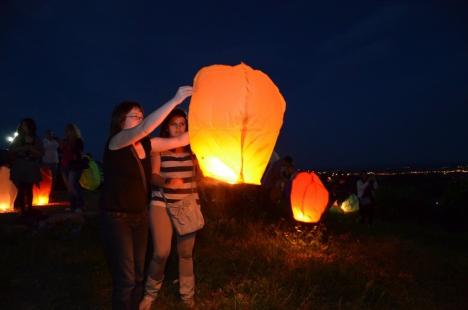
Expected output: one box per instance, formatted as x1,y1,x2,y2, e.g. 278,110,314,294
100,137,152,213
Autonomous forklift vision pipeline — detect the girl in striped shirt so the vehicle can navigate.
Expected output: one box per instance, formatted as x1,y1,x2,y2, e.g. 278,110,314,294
141,108,199,309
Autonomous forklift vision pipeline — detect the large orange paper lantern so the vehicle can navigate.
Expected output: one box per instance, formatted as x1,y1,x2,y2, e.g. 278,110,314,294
189,63,286,185
0,166,17,213
290,172,329,223
32,167,52,206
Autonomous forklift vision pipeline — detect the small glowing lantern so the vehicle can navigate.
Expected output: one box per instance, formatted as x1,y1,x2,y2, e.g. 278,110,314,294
189,63,286,185
290,172,329,223
340,194,359,213
0,166,17,213
32,167,52,206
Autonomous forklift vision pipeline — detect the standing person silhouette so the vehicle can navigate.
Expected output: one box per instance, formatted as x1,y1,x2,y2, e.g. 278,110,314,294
9,118,43,216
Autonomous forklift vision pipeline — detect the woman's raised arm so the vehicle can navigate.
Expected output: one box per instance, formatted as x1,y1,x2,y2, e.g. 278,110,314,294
150,132,189,153
109,86,192,150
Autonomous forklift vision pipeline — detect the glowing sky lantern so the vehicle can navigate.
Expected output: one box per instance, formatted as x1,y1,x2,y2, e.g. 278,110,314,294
32,167,52,206
340,194,359,213
290,172,329,223
189,63,286,185
0,166,17,213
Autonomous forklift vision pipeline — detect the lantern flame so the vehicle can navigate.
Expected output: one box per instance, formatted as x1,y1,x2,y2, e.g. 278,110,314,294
0,166,17,213
291,209,314,223
33,195,49,206
203,156,238,184
0,203,12,213
32,167,52,206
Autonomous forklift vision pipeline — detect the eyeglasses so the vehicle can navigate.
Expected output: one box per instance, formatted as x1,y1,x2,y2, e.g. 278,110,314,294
126,115,143,121
169,121,186,128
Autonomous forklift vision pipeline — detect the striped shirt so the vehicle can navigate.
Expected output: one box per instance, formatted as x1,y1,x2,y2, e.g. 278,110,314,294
150,151,199,208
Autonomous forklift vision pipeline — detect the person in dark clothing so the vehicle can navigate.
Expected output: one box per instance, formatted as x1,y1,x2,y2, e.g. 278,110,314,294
262,155,295,206
357,172,378,225
9,118,43,216
100,86,192,310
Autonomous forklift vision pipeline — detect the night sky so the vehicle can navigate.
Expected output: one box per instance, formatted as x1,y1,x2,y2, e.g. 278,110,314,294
1,0,467,170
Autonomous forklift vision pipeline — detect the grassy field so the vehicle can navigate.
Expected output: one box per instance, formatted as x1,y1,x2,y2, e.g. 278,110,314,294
0,185,467,309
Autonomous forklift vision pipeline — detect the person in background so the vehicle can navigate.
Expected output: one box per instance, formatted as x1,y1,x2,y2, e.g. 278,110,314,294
42,129,60,192
356,172,378,225
262,155,295,206
60,123,85,213
9,118,43,216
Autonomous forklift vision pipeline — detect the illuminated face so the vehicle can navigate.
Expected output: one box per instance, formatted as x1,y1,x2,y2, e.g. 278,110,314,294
122,107,144,130
168,116,186,137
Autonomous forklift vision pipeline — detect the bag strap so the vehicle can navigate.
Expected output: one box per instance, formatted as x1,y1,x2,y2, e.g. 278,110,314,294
160,187,168,205
130,145,148,195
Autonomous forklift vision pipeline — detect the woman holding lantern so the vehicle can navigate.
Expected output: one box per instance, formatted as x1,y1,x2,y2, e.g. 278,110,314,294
100,86,192,310
140,108,201,309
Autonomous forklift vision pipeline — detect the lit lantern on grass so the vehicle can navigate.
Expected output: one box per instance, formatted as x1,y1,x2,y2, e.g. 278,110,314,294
340,194,359,213
290,172,329,223
0,166,17,213
189,63,286,185
32,167,52,206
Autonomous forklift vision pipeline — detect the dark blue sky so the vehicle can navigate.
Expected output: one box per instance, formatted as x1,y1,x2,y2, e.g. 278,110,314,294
1,0,467,170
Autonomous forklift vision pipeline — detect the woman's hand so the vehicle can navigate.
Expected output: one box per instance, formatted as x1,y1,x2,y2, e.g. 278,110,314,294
171,86,193,105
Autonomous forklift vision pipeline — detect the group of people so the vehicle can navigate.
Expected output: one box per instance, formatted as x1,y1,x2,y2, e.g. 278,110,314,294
8,120,86,215
7,85,381,309
99,86,200,309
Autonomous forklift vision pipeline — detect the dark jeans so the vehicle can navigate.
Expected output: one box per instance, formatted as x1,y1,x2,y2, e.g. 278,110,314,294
14,182,33,214
100,211,149,310
359,201,375,225
62,166,84,210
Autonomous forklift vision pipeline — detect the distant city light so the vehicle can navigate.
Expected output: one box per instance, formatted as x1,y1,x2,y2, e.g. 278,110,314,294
6,132,18,143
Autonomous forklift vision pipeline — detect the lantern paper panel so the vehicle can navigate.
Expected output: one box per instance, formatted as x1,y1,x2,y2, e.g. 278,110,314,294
0,166,17,213
32,167,52,206
290,172,329,223
189,63,286,185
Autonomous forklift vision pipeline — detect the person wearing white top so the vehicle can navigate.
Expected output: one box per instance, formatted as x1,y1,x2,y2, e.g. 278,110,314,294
356,172,378,225
42,130,60,190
